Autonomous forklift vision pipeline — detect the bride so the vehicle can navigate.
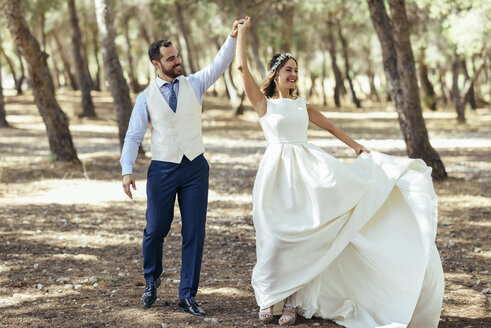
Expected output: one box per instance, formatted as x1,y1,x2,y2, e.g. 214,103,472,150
236,17,444,327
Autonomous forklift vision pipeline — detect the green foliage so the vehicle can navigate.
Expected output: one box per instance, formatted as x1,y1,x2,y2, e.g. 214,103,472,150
0,0,488,103
414,0,491,57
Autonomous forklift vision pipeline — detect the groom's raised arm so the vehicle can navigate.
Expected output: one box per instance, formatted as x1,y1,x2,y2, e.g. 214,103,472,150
189,19,244,103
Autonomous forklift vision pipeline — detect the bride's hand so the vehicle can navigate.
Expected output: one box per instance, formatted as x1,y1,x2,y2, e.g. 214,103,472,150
238,16,252,31
354,144,370,156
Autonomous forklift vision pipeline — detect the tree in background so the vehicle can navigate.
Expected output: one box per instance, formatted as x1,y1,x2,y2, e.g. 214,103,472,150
414,0,490,122
3,0,79,162
68,0,96,117
367,0,447,180
94,0,133,150
0,47,8,128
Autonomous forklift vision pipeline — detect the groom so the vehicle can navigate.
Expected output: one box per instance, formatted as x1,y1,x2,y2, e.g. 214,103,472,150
120,19,244,316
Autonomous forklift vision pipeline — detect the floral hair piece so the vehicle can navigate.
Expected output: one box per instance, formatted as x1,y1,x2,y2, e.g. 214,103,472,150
269,53,294,74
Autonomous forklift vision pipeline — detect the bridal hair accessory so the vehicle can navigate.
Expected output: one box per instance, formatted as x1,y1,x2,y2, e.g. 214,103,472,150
269,53,294,73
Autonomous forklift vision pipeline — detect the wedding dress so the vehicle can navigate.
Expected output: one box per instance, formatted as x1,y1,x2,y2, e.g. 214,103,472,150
251,97,444,328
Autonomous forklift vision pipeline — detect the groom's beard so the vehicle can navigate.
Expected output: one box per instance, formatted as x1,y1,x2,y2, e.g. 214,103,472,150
163,64,183,79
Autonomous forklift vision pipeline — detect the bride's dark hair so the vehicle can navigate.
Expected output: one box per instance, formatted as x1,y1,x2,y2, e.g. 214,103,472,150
261,53,298,99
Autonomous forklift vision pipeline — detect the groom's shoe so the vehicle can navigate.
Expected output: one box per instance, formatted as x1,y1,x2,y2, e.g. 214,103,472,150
178,297,206,316
142,278,160,308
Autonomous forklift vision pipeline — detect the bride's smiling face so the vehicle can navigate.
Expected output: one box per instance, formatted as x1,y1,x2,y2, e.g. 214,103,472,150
275,58,298,90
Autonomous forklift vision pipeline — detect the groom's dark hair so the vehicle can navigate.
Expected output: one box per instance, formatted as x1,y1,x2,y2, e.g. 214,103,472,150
148,40,173,62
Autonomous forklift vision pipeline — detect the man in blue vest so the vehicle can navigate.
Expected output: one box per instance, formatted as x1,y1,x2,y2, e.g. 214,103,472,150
120,18,245,316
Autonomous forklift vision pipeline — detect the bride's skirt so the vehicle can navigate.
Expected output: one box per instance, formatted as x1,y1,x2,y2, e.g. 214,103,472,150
251,144,444,328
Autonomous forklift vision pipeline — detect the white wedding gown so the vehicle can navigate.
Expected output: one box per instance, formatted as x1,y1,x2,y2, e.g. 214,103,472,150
251,97,444,328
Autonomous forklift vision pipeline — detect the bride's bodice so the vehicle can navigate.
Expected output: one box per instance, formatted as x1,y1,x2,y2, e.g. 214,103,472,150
259,97,309,144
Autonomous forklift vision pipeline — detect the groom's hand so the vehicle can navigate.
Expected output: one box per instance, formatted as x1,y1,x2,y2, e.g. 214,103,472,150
122,174,136,199
238,16,252,31
230,18,247,38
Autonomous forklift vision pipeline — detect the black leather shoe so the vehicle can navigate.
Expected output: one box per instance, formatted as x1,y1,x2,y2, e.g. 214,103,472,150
178,297,206,316
142,278,160,308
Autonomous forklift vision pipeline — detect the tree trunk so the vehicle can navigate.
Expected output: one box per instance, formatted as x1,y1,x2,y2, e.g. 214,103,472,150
0,44,19,92
3,0,79,161
452,54,465,122
437,66,449,104
79,5,95,89
224,65,244,115
308,72,317,99
367,66,380,102
90,21,102,91
280,4,295,52
418,47,436,110
15,47,25,95
326,19,345,107
68,0,95,117
0,52,9,127
338,24,361,108
53,33,79,90
250,27,266,79
138,22,152,46
49,41,61,89
38,8,46,51
367,0,447,180
175,1,197,73
122,15,140,93
461,58,477,110
94,0,133,150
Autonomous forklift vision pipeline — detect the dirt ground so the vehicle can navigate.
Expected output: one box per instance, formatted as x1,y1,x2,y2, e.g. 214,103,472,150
0,90,489,328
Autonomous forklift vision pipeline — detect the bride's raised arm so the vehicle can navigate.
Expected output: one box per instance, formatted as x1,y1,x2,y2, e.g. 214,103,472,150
236,16,267,117
306,103,370,155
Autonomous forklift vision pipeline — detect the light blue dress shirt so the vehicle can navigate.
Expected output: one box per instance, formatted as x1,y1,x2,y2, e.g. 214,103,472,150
120,36,237,175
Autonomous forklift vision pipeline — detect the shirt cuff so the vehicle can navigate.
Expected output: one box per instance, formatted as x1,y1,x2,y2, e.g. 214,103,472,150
121,164,133,176
226,34,238,45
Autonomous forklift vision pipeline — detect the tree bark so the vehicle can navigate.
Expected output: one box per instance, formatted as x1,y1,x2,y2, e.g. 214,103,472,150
367,66,380,102
437,66,449,104
15,47,25,94
94,0,133,150
3,0,79,161
326,19,345,107
68,0,96,117
367,0,447,180
53,32,79,90
250,27,266,79
138,22,152,46
338,24,361,108
49,40,61,89
461,58,477,110
122,15,140,93
0,52,9,127
38,7,46,51
79,5,95,89
308,72,317,99
418,47,436,110
452,54,465,122
0,44,19,92
90,21,102,91
224,65,244,115
175,1,197,73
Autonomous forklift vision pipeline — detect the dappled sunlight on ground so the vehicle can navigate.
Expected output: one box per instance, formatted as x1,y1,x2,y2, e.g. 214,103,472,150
0,91,489,327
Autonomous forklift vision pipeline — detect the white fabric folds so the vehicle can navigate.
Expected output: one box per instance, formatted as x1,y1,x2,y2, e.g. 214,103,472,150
251,97,444,328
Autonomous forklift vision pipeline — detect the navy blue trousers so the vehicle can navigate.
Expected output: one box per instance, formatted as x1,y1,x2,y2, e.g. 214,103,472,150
143,154,209,300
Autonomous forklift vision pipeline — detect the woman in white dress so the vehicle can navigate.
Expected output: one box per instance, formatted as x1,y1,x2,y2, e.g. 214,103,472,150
236,17,444,327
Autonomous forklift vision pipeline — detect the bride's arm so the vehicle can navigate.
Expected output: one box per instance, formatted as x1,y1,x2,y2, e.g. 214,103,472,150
236,17,267,117
306,103,370,155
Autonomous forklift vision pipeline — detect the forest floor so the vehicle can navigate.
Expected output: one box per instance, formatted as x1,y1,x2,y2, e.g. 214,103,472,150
0,90,489,328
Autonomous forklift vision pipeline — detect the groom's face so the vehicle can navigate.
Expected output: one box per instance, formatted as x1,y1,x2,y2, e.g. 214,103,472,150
155,45,183,79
